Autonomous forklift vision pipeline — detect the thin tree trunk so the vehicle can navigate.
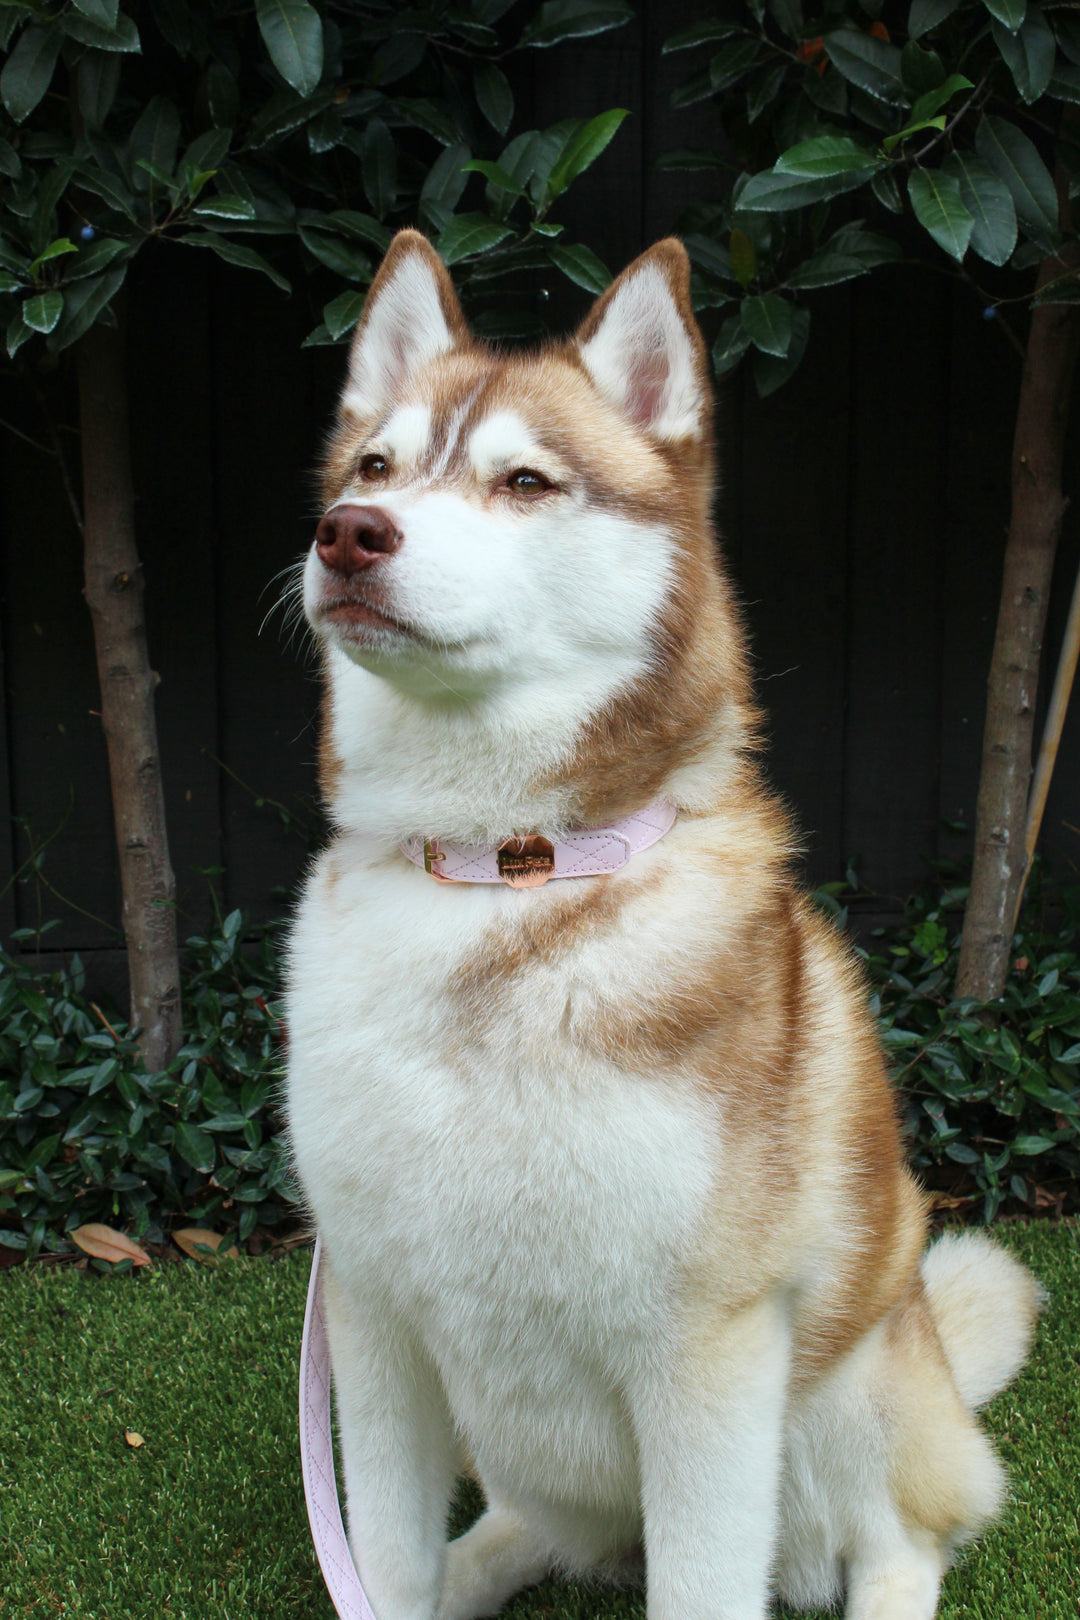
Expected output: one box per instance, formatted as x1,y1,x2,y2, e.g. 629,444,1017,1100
76,314,182,1068
955,228,1080,1001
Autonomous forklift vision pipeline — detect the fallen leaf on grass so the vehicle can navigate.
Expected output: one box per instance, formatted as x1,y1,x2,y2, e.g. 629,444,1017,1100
124,1429,145,1448
173,1228,239,1263
70,1224,152,1267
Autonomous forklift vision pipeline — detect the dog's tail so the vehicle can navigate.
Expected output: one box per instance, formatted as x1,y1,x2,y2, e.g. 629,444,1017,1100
920,1231,1045,1411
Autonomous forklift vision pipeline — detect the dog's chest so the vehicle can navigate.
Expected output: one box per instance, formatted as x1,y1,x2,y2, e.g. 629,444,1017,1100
287,842,716,1400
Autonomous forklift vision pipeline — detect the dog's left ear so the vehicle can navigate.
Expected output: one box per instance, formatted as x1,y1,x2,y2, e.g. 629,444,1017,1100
575,239,707,444
343,229,468,420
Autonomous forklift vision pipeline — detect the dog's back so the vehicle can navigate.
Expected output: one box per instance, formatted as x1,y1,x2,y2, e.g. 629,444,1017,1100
285,231,1040,1620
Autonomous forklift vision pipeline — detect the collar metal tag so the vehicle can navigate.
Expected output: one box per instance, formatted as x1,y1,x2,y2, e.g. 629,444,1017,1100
496,835,556,888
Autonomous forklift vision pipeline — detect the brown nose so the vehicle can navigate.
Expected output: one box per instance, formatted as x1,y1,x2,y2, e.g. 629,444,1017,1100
314,505,403,576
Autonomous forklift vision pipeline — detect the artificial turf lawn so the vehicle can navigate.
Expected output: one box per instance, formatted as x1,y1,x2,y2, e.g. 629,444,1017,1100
2,1220,1077,1619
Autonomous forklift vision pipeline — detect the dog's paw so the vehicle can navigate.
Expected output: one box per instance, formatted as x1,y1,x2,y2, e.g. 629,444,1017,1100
437,1509,550,1620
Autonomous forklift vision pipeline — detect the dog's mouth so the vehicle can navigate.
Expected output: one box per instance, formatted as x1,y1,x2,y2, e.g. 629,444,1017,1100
317,592,424,643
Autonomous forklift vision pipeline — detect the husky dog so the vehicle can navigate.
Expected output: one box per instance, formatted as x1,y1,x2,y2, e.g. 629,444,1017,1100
285,230,1041,1620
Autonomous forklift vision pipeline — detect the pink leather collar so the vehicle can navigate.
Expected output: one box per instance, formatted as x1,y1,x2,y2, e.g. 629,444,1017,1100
399,798,677,887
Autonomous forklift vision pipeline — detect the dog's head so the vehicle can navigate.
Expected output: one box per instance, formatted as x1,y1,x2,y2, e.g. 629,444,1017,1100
305,231,754,834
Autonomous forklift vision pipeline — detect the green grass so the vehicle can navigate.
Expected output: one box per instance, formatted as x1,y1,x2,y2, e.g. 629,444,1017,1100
2,1221,1077,1619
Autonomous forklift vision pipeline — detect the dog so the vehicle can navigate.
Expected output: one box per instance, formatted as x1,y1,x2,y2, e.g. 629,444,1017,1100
284,229,1042,1620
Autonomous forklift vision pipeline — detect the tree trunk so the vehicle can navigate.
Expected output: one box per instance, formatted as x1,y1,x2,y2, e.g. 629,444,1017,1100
955,237,1080,1001
76,315,182,1068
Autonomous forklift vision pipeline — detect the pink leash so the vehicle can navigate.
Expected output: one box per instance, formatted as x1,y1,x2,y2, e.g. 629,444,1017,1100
300,1237,377,1619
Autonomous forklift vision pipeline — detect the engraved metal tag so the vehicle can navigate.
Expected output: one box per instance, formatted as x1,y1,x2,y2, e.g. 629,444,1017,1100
497,835,556,888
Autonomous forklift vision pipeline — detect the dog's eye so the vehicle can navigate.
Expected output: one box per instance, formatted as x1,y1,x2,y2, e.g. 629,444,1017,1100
505,469,551,497
359,454,390,482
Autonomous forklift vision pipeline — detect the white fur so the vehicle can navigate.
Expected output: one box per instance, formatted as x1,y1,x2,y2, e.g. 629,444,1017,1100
467,412,552,481
344,254,455,419
382,403,434,470
921,1232,1046,1411
579,263,703,441
304,465,675,839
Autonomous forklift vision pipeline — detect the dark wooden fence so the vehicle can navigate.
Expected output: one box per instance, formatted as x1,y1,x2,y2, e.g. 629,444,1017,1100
3,1,1080,993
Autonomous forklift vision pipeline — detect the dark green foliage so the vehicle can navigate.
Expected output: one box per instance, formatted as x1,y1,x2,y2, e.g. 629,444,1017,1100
0,0,633,356
0,910,292,1261
818,865,1080,1222
662,0,1080,393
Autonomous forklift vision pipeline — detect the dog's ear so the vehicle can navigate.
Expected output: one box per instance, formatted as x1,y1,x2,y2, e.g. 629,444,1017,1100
343,230,468,420
575,239,708,444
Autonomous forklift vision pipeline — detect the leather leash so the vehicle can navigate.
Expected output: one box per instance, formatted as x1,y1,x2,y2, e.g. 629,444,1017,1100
300,1237,377,1619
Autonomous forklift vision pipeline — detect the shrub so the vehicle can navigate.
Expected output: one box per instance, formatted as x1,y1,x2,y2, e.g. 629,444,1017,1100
820,863,1080,1221
0,909,291,1262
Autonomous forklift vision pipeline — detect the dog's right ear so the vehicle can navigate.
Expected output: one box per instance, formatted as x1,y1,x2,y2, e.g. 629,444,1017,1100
575,239,708,445
343,230,467,421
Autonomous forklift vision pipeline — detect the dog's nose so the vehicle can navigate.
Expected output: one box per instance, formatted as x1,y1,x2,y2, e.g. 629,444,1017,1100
314,505,403,575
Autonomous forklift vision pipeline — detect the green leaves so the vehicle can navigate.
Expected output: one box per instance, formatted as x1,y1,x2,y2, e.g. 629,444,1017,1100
739,137,883,211
72,0,120,25
0,921,297,1254
901,40,946,99
908,0,964,38
22,291,63,334
255,0,324,97
547,241,611,292
991,9,1055,102
474,61,514,135
785,225,901,287
435,213,514,265
298,219,372,280
360,118,397,219
1,26,62,123
908,167,974,259
62,9,140,51
185,234,290,293
754,306,809,395
663,17,748,51
546,108,630,199
975,114,1059,246
519,0,634,49
775,134,883,177
943,151,1017,264
730,227,757,287
173,1121,215,1173
738,172,858,210
322,289,366,340
48,263,127,352
712,313,753,375
741,291,793,356
129,97,180,203
670,37,759,107
884,74,972,152
77,50,122,128
823,26,904,102
421,144,472,232
982,0,1026,32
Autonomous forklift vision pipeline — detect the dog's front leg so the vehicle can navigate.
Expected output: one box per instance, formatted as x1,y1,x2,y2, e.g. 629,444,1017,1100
633,1291,791,1620
323,1266,457,1620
